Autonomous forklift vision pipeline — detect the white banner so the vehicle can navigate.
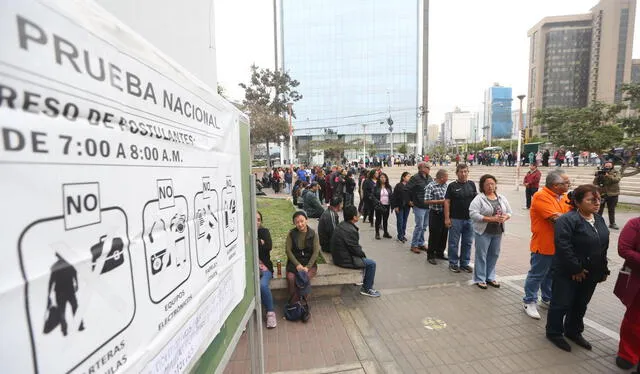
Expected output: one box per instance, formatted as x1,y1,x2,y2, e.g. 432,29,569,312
0,1,247,373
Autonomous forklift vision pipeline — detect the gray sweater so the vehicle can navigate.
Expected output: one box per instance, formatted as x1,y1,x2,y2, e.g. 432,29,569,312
468,193,513,235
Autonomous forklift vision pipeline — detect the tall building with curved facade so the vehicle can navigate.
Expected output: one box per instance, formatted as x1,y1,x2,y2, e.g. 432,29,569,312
527,0,636,137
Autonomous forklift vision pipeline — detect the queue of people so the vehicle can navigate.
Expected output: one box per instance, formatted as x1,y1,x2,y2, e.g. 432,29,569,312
256,161,638,372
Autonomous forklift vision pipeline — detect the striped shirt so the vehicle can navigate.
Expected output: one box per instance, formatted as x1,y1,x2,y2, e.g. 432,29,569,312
425,181,448,211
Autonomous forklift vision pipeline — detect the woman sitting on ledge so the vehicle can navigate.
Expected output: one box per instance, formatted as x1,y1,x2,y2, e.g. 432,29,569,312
285,211,320,304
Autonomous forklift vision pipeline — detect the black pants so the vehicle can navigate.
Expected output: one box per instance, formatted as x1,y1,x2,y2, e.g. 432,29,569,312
525,187,538,209
362,201,374,223
546,275,598,337
375,206,390,234
598,195,618,225
427,210,448,258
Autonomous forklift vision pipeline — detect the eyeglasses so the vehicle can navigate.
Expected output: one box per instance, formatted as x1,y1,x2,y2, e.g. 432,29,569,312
555,182,571,186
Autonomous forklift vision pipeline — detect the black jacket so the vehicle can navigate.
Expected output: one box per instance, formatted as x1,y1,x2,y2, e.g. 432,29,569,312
391,182,410,209
373,185,393,206
258,227,273,272
318,208,339,253
406,172,433,209
362,179,375,203
331,221,366,269
553,210,610,279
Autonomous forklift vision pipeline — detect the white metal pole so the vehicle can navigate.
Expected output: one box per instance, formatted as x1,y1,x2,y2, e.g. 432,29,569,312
515,95,525,191
288,104,293,168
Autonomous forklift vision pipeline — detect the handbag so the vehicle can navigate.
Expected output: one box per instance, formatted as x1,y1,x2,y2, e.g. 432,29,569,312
43,298,60,334
613,266,640,307
373,200,388,213
284,295,310,322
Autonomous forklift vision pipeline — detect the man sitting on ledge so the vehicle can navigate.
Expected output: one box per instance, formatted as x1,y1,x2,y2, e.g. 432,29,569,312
331,205,381,298
303,182,324,218
318,196,343,253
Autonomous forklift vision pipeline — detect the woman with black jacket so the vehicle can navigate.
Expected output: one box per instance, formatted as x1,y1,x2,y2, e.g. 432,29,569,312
345,170,356,207
257,211,277,328
361,170,377,226
373,172,393,240
391,172,411,243
546,184,610,352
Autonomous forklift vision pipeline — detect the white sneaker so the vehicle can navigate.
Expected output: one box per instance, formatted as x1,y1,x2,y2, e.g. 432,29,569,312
523,303,541,320
266,311,277,329
540,300,551,309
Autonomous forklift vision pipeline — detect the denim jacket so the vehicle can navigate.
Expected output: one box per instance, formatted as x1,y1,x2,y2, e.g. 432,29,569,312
469,193,513,235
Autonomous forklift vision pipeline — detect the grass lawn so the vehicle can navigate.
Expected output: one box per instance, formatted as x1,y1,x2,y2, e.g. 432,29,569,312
257,197,325,265
618,203,640,213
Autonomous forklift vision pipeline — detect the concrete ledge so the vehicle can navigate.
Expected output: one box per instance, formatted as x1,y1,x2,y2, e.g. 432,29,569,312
270,261,363,300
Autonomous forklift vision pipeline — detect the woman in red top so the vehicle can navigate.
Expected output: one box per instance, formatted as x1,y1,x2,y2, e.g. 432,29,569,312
523,164,542,209
616,217,640,370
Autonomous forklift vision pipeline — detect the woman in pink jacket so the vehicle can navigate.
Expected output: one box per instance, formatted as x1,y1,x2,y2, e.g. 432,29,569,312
616,216,640,371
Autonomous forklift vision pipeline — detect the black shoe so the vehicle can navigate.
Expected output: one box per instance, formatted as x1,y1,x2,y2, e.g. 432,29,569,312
565,334,592,350
375,233,381,240
449,264,460,273
616,356,634,370
547,335,571,352
609,223,620,230
427,257,437,265
459,265,473,273
383,232,392,239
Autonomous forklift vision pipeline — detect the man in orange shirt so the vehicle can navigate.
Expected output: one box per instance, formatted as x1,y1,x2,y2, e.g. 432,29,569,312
523,169,572,319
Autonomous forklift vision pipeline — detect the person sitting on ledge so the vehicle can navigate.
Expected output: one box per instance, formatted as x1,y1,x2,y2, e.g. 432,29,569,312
318,196,343,253
303,182,324,218
331,205,381,298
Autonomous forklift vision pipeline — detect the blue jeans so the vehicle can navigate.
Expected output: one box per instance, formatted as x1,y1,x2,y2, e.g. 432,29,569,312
473,232,502,283
410,207,429,247
395,207,410,240
523,253,553,304
448,219,473,266
260,270,274,312
362,258,377,291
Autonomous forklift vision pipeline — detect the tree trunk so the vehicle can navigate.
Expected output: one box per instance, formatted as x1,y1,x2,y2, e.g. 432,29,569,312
266,140,271,167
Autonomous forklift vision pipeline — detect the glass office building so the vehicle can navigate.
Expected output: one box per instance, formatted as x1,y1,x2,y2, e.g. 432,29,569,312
280,0,420,142
542,23,592,108
483,85,513,141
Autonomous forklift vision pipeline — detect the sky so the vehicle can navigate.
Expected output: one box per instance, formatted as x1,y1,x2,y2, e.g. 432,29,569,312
214,0,640,127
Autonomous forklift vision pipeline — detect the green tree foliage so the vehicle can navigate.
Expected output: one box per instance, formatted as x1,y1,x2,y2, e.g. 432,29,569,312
246,105,289,165
534,102,625,152
397,143,408,155
620,83,640,146
239,64,302,164
309,138,359,161
239,64,302,117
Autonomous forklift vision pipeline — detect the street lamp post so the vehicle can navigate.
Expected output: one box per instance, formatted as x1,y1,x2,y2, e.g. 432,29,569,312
287,102,293,168
515,95,525,191
279,135,284,165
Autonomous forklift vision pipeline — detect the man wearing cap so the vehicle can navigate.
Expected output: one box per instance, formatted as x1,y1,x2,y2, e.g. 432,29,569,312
407,162,433,253
303,183,324,218
331,206,381,297
318,197,343,253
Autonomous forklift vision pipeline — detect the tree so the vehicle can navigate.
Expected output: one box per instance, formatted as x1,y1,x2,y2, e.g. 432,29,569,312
217,84,227,99
239,64,302,117
239,64,302,165
534,102,625,152
247,105,289,166
310,138,360,161
397,143,408,155
620,83,640,146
